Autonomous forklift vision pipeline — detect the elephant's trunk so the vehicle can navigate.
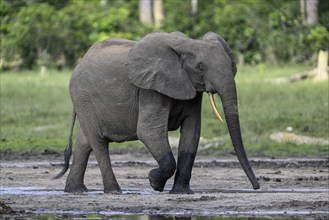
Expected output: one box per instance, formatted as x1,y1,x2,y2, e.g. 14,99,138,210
216,80,260,189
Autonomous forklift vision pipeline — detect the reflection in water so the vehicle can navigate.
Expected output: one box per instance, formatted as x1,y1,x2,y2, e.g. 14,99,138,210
1,187,328,196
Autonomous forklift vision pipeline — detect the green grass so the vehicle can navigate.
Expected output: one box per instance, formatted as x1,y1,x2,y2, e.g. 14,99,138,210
1,65,328,157
0,70,72,151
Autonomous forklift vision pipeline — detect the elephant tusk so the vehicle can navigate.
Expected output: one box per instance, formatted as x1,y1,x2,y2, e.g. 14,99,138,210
208,92,224,122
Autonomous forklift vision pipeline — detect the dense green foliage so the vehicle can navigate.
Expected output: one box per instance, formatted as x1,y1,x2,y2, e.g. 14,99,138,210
1,65,328,157
1,0,328,69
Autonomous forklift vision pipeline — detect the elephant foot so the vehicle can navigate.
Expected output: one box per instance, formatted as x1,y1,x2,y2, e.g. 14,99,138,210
148,168,169,192
169,184,194,194
104,180,122,194
104,183,122,194
64,183,88,193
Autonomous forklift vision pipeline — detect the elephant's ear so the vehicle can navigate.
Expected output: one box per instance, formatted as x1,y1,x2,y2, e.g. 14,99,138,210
203,32,237,77
126,32,196,100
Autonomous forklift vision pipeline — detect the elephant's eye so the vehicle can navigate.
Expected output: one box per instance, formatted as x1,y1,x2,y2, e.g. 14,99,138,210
197,62,205,72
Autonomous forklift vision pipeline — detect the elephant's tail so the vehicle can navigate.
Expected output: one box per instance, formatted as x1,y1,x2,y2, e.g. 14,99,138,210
53,110,76,179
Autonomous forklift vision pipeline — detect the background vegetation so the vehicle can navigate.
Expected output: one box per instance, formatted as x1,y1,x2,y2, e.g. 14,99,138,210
0,0,328,157
1,0,328,69
1,65,328,157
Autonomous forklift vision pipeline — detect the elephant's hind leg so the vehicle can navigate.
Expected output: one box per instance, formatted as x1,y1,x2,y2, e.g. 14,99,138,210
65,128,91,193
92,140,121,194
75,110,121,194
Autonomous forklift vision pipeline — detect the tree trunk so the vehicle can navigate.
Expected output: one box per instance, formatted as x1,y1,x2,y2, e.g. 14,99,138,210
237,52,244,67
100,0,107,7
300,0,306,25
191,0,198,15
314,50,328,81
305,0,318,26
139,0,153,26
153,0,164,28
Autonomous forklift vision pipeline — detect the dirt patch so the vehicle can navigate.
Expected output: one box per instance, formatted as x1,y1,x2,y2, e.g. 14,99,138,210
0,151,328,218
0,149,62,161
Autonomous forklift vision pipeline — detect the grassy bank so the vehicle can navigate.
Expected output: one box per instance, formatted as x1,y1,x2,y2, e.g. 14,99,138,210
1,65,328,157
0,70,72,152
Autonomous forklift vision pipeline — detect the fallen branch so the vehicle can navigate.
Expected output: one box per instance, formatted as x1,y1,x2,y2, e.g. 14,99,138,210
270,50,328,84
270,132,329,145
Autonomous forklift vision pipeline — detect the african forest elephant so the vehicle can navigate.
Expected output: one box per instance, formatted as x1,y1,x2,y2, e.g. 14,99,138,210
54,31,260,194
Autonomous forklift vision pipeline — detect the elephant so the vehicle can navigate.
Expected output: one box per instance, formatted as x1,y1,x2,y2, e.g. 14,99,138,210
54,31,260,194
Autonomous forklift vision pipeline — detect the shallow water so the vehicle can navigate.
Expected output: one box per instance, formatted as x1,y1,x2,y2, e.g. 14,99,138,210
1,157,327,168
197,187,329,193
2,157,328,219
0,187,156,195
1,186,328,196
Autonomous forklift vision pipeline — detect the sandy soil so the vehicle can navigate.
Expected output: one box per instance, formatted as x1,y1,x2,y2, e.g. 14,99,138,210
0,151,328,219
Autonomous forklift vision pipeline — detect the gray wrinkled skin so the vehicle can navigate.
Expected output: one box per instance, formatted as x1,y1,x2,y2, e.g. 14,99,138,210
56,32,259,194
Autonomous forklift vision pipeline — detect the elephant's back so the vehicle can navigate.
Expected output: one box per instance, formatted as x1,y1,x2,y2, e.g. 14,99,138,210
70,38,136,92
98,38,135,48
87,38,135,59
69,38,139,142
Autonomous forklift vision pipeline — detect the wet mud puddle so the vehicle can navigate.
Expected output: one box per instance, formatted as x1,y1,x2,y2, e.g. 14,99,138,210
1,186,328,195
1,157,328,218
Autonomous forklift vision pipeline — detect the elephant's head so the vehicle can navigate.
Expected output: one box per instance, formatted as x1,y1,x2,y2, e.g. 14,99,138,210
126,32,260,189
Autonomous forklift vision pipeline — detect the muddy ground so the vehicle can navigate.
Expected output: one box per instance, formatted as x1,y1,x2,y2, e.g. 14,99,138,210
0,149,328,219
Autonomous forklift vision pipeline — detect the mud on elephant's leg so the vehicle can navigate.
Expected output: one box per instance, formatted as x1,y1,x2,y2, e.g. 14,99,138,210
148,151,176,192
65,128,91,193
170,152,196,194
170,94,202,194
138,131,176,192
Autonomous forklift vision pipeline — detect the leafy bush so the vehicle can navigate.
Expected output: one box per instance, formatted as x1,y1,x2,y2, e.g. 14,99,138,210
306,25,329,52
0,0,144,69
1,0,328,70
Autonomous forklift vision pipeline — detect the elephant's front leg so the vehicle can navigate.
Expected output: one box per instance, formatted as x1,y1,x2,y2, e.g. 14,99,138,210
137,90,176,192
170,93,202,194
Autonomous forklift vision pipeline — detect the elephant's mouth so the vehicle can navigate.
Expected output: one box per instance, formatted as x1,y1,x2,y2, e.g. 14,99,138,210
194,82,206,92
208,92,224,122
